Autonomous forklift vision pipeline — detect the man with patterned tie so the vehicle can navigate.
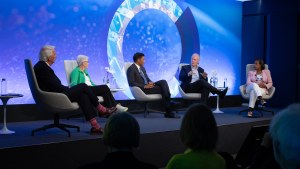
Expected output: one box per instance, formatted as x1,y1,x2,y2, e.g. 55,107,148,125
127,52,179,118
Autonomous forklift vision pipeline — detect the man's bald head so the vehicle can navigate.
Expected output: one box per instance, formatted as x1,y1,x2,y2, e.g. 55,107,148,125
191,53,200,67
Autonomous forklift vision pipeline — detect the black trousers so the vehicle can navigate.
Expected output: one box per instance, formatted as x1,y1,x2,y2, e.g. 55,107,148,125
185,79,219,104
142,80,171,105
65,83,99,121
89,85,117,108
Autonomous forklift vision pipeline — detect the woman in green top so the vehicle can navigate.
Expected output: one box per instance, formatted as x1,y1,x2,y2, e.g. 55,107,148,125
70,55,128,112
166,104,226,169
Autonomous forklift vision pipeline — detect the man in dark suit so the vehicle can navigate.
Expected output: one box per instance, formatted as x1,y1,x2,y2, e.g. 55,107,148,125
126,52,179,118
179,53,228,104
34,45,116,134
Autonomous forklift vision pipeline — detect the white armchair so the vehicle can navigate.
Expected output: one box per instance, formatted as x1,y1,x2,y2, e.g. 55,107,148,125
239,64,275,116
178,63,202,100
25,59,80,137
63,60,104,103
124,62,162,117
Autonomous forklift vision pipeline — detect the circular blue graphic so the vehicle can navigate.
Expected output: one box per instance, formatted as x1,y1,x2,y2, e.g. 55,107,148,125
107,0,183,99
123,9,182,83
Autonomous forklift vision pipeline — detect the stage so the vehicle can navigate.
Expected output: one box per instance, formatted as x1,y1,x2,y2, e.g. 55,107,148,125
0,106,279,169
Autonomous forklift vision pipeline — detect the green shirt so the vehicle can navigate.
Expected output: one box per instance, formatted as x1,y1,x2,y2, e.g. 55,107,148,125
70,67,95,87
166,149,226,169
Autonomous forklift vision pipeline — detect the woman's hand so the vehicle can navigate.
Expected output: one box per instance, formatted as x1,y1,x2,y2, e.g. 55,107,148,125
258,82,267,88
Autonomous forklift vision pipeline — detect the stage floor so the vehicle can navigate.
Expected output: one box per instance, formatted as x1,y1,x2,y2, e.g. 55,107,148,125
0,106,279,149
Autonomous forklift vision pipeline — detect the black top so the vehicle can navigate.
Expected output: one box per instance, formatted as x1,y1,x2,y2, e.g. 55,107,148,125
127,64,152,89
34,61,69,93
78,151,158,169
179,65,207,90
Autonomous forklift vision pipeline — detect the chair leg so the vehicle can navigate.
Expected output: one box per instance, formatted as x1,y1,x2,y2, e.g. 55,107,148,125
239,108,250,115
32,114,80,137
257,107,274,116
61,124,80,132
144,102,149,118
31,124,55,136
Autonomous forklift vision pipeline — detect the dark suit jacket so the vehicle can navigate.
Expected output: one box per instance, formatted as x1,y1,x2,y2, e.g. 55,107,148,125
179,64,207,90
78,151,158,169
127,63,152,89
34,61,69,93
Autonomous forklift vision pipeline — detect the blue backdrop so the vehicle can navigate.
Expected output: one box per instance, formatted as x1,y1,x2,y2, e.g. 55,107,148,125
0,0,241,104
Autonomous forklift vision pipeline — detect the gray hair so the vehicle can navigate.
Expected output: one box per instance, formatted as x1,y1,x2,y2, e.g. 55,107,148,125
103,112,140,149
270,103,300,169
39,45,55,61
76,55,89,66
192,53,200,60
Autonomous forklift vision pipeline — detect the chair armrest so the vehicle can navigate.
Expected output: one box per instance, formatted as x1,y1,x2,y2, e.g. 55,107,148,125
37,91,78,110
130,87,148,100
268,86,276,98
239,84,249,99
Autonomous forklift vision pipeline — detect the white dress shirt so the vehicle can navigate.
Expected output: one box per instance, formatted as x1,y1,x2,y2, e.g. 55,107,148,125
134,63,141,71
190,66,199,83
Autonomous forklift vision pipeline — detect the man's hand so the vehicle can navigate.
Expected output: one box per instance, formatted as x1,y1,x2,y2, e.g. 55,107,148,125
258,82,266,88
202,72,208,79
148,82,155,85
144,83,154,89
188,71,194,76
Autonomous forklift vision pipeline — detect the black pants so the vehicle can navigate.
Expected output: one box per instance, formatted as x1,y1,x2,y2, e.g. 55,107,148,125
89,85,117,108
142,80,171,106
185,79,219,104
65,84,99,121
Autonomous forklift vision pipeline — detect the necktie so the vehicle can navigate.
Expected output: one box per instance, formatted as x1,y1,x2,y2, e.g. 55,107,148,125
139,68,148,85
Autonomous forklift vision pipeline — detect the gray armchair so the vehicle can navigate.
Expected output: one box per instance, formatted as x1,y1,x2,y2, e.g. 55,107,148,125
25,59,80,137
239,64,275,116
124,62,162,117
178,63,202,100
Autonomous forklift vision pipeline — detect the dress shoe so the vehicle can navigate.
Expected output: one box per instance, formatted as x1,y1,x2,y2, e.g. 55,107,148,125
116,104,128,113
260,99,266,106
218,87,228,98
99,107,117,117
247,111,253,118
164,109,180,118
90,127,103,135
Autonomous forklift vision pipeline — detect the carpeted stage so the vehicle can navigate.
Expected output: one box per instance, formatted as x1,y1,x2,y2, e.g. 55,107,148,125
0,106,279,169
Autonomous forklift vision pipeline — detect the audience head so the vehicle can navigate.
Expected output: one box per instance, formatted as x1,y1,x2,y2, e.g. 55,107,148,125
270,104,300,169
77,55,89,69
39,45,56,65
191,53,200,67
133,52,145,66
180,103,218,151
103,112,140,151
254,58,265,71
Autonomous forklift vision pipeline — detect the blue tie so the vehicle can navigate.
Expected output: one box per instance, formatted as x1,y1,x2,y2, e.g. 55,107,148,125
139,69,148,85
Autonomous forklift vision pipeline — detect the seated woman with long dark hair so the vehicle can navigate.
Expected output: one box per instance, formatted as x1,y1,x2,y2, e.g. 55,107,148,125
166,104,226,169
246,59,273,117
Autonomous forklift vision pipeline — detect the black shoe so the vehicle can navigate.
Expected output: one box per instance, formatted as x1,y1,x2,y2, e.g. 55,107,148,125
219,87,228,98
169,101,181,106
164,109,180,118
260,99,267,106
90,127,103,135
